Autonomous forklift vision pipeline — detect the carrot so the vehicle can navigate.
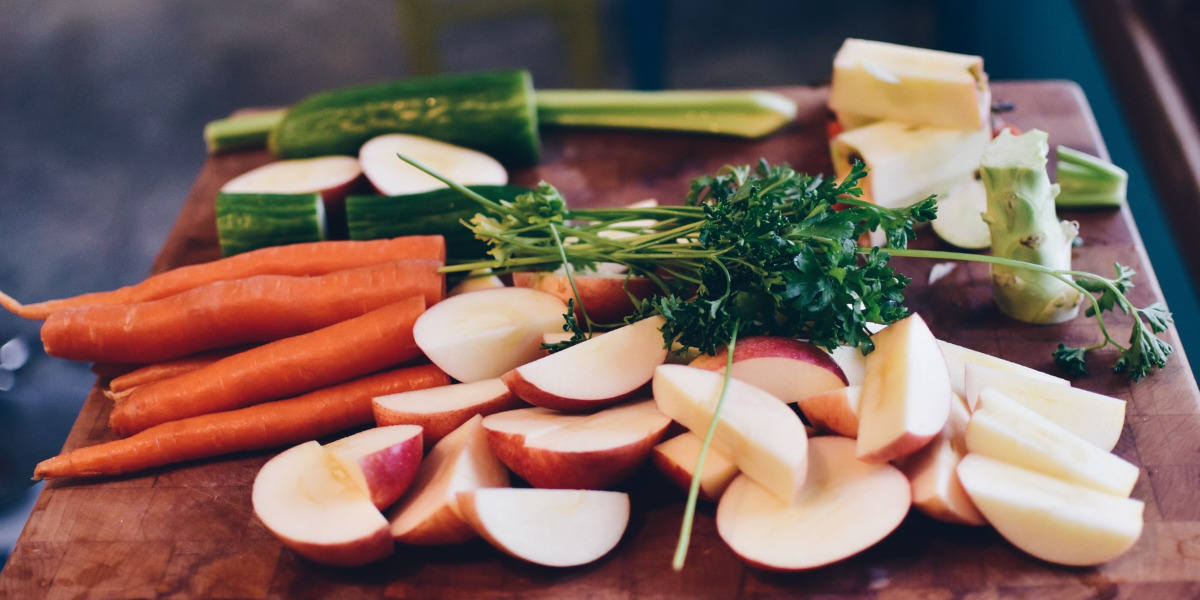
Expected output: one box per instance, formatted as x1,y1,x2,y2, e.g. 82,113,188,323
42,259,444,363
34,364,448,479
107,348,242,394
0,236,445,320
108,296,426,435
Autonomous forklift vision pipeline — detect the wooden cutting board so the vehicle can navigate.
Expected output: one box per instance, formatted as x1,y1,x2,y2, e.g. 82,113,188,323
2,82,1198,599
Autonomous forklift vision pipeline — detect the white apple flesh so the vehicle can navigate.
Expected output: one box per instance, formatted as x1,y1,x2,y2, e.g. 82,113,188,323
372,378,523,448
252,441,393,566
389,415,509,545
938,340,1067,398
324,425,424,510
413,287,568,383
651,432,739,501
448,269,505,296
716,436,911,571
358,133,507,196
652,364,808,502
964,363,1125,450
857,313,952,462
688,337,848,404
502,316,668,411
895,394,984,525
957,453,1144,566
796,385,861,438
456,488,630,567
220,155,363,218
481,399,671,489
966,388,1139,497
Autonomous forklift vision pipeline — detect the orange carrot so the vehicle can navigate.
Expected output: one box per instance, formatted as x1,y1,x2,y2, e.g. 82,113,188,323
107,348,243,394
0,236,445,320
34,364,448,479
109,296,426,435
42,259,444,363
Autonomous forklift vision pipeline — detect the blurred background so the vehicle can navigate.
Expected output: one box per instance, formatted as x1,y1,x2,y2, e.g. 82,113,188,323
1,0,1197,567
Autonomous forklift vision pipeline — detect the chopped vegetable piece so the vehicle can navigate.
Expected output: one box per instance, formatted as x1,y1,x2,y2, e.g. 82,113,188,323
215,192,326,257
535,89,797,138
1055,145,1128,208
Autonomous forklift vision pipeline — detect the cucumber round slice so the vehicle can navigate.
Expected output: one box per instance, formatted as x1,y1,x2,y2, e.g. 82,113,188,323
932,178,990,250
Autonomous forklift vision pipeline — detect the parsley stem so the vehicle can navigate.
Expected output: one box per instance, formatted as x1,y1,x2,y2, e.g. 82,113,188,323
548,222,595,335
672,320,740,572
394,153,507,213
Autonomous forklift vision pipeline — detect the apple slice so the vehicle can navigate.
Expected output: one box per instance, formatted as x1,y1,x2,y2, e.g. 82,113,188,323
957,454,1144,566
796,385,861,438
652,364,808,502
857,313,952,462
457,488,630,567
221,155,363,217
325,425,424,510
358,133,507,196
502,316,668,411
688,337,848,404
651,432,739,501
252,441,392,566
448,269,505,296
966,388,1139,497
939,340,1067,397
716,436,911,570
963,363,1125,450
511,269,658,324
389,415,509,545
482,399,671,489
372,379,523,448
895,394,984,525
828,345,869,385
413,287,568,383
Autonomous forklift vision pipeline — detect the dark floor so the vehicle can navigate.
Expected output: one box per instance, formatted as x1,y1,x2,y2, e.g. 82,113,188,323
1,0,1197,563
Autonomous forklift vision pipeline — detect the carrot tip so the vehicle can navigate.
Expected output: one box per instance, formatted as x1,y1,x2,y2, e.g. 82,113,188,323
0,289,26,314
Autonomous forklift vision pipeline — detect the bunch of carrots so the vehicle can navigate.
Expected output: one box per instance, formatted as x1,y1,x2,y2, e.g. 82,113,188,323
0,236,454,479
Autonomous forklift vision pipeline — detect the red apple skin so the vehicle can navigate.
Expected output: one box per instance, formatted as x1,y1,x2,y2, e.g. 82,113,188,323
484,426,671,490
689,337,848,402
511,271,657,323
500,368,646,413
373,391,526,449
275,525,394,567
349,433,423,510
796,386,861,438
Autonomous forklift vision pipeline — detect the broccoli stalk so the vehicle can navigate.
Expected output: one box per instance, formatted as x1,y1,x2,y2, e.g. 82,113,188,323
981,129,1083,324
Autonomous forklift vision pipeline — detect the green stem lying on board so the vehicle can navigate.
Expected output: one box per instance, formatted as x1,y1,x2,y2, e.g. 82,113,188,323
673,320,739,571
203,109,286,153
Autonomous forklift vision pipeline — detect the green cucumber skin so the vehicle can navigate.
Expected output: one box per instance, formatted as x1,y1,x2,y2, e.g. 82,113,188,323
346,185,527,258
216,193,326,257
269,70,540,167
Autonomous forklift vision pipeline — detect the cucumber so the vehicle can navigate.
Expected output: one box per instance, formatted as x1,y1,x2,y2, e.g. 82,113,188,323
535,89,798,138
215,193,326,257
269,70,539,167
346,185,528,259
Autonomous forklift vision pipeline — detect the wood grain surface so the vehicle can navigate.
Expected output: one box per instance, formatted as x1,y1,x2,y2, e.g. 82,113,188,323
2,82,1198,599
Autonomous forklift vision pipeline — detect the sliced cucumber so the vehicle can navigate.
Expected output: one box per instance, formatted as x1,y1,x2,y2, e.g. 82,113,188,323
268,70,540,166
345,185,528,259
215,193,326,257
932,177,991,250
359,134,507,196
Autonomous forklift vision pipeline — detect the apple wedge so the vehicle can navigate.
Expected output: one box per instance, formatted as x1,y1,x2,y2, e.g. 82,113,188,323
502,316,668,411
796,385,861,438
895,394,985,525
413,287,568,383
966,388,1139,497
221,155,363,218
828,345,869,385
457,488,630,567
957,454,1144,566
511,269,658,324
358,133,507,196
651,432,739,501
448,269,505,296
938,340,1067,398
857,313,952,462
716,436,911,570
389,415,509,545
325,425,424,510
963,363,1125,450
652,364,808,502
372,379,523,448
482,399,671,489
252,441,393,566
688,337,847,404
